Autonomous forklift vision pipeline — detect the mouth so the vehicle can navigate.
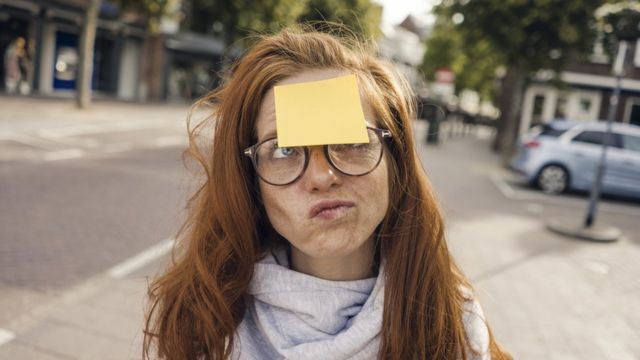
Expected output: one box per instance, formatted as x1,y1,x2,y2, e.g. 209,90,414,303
309,200,355,220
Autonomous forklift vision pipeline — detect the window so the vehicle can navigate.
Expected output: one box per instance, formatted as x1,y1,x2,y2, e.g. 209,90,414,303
554,96,567,119
571,131,622,148
531,94,546,127
627,102,640,126
622,135,640,153
579,98,592,113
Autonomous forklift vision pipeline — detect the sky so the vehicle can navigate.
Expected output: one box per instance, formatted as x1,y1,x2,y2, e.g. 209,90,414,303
372,0,435,27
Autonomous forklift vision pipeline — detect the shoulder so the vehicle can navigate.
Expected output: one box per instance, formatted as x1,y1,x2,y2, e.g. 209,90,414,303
461,290,491,360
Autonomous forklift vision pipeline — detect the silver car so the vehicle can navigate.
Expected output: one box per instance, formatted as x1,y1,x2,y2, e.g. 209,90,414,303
511,120,640,198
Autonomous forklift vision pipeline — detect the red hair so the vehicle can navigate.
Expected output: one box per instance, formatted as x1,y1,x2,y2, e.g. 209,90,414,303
144,26,511,360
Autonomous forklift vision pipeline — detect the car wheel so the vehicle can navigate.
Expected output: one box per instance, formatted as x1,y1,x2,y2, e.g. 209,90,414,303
536,165,568,194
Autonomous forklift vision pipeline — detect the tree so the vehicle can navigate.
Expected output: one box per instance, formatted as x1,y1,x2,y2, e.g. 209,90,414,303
436,0,605,160
421,16,501,102
184,0,310,60
76,0,102,109
184,0,382,59
120,0,183,101
297,0,382,41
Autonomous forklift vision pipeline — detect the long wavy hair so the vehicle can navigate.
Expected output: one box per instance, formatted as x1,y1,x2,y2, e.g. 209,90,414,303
144,26,511,360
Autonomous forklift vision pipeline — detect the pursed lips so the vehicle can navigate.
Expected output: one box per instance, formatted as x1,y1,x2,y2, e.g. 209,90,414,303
309,200,355,219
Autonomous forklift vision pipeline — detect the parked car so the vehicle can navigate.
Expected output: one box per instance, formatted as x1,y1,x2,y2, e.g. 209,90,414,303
511,120,640,198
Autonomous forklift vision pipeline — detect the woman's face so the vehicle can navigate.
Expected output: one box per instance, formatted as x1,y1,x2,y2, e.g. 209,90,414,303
255,69,390,262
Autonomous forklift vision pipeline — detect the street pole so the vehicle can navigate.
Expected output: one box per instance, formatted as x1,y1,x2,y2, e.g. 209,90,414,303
584,40,627,228
546,42,625,242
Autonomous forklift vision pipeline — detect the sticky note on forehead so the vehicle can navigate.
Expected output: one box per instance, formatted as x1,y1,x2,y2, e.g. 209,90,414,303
274,74,369,147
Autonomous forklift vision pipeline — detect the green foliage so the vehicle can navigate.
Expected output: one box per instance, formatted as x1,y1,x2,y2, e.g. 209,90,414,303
118,0,182,34
297,0,382,40
184,0,309,47
596,1,640,55
183,0,382,48
421,17,501,100
440,0,605,73
422,0,617,100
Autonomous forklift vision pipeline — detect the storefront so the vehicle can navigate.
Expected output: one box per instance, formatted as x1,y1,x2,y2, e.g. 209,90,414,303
0,0,145,100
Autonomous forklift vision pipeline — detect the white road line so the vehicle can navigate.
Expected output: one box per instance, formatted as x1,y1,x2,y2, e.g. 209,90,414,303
524,203,545,214
154,136,186,147
107,238,175,279
37,120,176,138
43,148,84,161
102,142,133,153
0,328,16,347
0,133,63,150
491,174,640,217
489,174,518,199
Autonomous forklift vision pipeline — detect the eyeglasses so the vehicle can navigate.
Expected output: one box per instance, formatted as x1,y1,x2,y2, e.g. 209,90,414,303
244,127,392,186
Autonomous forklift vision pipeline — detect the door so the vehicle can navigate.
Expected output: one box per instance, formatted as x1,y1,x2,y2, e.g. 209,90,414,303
569,130,624,192
618,134,640,196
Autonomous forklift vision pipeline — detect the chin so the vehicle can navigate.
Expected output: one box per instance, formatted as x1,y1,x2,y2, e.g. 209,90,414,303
302,237,364,258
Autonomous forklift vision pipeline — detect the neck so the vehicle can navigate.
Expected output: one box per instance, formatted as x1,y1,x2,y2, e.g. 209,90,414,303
290,240,376,281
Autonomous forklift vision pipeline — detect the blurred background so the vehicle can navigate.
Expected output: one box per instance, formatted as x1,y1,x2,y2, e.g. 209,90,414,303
0,0,639,359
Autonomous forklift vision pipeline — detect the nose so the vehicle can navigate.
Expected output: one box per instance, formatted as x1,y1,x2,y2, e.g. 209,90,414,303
302,147,341,192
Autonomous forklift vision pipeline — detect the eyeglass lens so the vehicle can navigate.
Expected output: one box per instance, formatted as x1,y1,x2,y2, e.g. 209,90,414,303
254,128,383,185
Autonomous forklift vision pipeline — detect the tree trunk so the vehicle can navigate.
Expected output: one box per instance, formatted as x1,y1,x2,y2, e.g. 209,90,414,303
140,33,166,101
76,0,101,109
492,64,526,165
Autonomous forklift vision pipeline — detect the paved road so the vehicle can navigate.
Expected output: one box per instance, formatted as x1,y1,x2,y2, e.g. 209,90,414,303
0,97,192,327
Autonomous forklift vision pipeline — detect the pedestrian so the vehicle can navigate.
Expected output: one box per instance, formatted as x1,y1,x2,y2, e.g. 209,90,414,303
143,26,511,360
3,36,30,95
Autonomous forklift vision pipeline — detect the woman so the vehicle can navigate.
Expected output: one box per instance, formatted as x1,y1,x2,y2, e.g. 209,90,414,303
144,26,512,360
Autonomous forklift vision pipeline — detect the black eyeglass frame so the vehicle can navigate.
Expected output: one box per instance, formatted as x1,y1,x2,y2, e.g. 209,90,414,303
244,126,392,186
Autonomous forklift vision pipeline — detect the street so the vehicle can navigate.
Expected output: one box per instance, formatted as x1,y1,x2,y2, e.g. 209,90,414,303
0,97,190,331
0,98,639,359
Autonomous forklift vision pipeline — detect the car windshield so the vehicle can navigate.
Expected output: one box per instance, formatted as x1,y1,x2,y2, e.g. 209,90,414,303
539,124,568,137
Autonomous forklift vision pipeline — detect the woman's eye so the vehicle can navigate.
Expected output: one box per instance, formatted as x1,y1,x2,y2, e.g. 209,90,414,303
273,147,298,159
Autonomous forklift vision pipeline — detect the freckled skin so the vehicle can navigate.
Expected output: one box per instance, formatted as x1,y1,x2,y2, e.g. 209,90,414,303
255,69,390,280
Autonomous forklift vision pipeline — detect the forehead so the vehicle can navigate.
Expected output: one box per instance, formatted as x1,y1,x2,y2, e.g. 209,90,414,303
255,69,377,141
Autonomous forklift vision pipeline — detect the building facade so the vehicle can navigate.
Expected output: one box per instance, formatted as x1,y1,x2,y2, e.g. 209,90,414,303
0,0,223,102
519,38,640,133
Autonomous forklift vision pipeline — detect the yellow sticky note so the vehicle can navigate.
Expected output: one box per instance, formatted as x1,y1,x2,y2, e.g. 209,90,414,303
274,74,369,147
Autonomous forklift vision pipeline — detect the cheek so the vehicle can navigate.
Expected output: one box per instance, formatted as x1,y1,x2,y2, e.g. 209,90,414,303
258,183,298,230
374,162,390,216
353,158,390,223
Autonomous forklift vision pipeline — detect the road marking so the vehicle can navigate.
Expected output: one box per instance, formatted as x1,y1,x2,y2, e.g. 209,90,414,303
107,238,175,279
102,142,133,153
43,148,84,161
0,328,16,347
489,174,518,199
491,174,640,217
37,119,176,138
154,136,186,147
524,203,544,214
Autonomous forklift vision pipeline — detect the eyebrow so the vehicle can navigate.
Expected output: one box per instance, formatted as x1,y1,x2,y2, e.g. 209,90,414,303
258,130,277,142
